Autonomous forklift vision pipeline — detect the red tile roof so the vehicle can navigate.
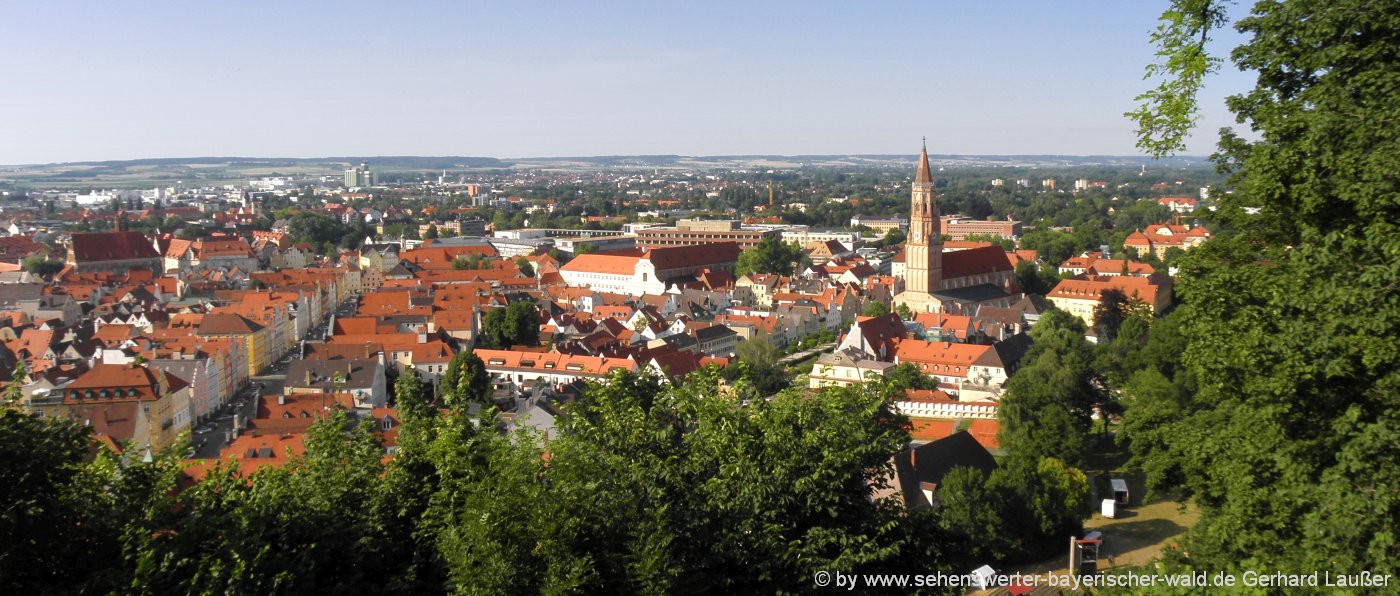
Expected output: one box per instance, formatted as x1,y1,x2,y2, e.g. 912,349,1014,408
941,245,1014,279
559,254,641,275
69,231,160,263
646,242,741,270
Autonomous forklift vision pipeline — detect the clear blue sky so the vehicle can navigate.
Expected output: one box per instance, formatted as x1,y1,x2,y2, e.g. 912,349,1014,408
0,1,1256,164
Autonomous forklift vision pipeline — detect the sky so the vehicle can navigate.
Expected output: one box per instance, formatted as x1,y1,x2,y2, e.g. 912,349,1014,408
0,1,1258,164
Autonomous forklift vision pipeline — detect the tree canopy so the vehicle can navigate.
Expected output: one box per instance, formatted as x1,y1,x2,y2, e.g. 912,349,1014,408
735,235,805,277
1120,0,1400,577
0,371,981,593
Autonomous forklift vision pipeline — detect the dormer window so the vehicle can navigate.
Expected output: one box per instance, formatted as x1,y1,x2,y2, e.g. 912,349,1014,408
381,417,393,431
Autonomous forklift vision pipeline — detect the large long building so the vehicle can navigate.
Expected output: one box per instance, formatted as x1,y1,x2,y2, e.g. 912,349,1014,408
943,217,1022,241
67,231,163,273
634,219,781,250
558,243,740,296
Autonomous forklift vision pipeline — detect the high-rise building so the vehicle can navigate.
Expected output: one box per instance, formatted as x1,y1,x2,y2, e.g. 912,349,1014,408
344,163,375,188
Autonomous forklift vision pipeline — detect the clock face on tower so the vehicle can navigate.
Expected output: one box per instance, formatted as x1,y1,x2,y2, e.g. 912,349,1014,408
912,231,921,242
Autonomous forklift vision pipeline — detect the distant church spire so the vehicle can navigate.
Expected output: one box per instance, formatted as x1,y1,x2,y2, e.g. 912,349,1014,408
915,138,933,185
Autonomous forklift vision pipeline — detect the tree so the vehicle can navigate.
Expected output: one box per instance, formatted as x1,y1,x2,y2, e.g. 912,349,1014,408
451,253,489,270
861,301,891,318
422,224,438,240
1124,0,1233,158
935,467,1005,558
176,223,204,240
457,353,490,409
394,367,431,421
439,352,462,403
735,235,803,277
1121,0,1400,576
996,310,1102,466
1091,289,1130,344
514,257,535,278
21,254,63,277
479,307,509,348
734,330,787,396
478,302,539,349
504,301,540,348
880,362,936,398
894,302,914,321
1014,260,1060,296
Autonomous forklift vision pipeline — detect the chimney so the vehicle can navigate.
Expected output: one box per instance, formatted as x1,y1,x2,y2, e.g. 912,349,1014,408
278,394,285,406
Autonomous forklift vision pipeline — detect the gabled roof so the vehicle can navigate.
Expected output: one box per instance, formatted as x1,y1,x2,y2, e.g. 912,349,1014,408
559,254,640,276
70,232,161,263
889,431,996,510
646,242,741,270
196,313,264,336
941,245,1014,279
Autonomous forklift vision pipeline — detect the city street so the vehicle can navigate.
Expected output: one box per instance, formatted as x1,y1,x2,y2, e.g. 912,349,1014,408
188,297,355,458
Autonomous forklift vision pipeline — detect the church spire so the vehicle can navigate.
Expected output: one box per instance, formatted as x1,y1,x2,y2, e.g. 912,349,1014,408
915,138,932,185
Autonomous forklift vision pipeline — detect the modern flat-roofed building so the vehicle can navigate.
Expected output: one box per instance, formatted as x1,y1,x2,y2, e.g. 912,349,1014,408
635,219,780,250
554,235,636,255
850,216,907,234
942,218,1022,241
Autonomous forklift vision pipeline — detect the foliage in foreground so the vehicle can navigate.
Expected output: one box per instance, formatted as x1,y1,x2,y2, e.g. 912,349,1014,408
1,371,977,594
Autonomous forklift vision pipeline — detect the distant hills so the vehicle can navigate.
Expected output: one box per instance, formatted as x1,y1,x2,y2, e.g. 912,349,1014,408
0,153,1212,189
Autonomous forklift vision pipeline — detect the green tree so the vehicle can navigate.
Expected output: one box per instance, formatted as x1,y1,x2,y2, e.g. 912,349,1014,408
422,224,438,240
457,352,490,409
1122,0,1400,576
894,302,914,321
997,310,1102,466
439,351,462,403
1091,288,1130,344
1125,0,1233,157
394,367,431,421
479,307,508,348
1013,260,1060,296
861,301,891,317
881,362,936,397
735,235,803,277
21,254,64,277
514,257,535,278
935,466,1005,558
177,223,205,240
504,301,540,348
734,330,787,396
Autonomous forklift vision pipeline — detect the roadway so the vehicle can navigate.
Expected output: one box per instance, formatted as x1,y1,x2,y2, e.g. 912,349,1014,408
189,295,355,459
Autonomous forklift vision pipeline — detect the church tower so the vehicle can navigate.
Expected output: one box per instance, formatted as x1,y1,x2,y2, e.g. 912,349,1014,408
905,140,942,293
893,141,946,315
